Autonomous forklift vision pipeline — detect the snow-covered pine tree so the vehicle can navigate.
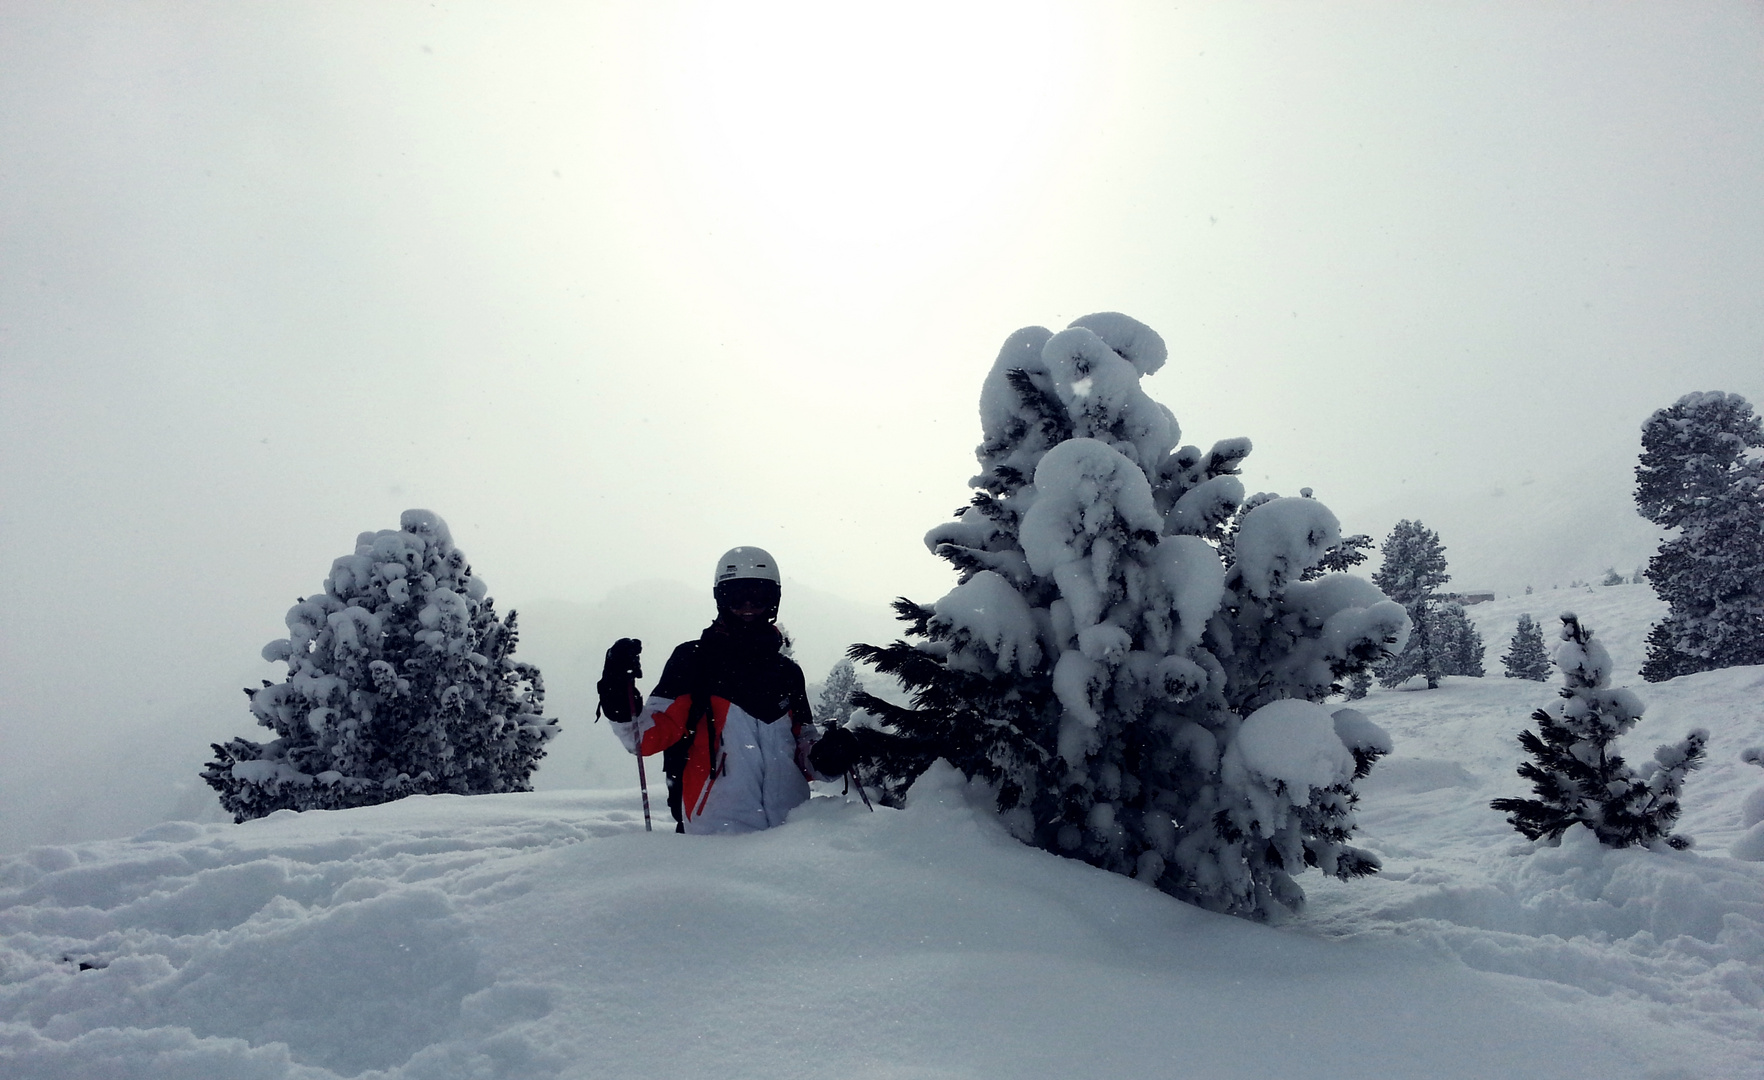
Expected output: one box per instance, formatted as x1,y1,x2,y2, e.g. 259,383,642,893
1635,391,1764,682
1302,517,1373,580
1300,500,1376,706
1372,520,1451,689
203,510,556,822
1371,520,1449,604
1343,669,1372,701
1490,613,1707,849
816,658,864,724
1434,601,1485,678
1374,604,1441,689
1502,613,1552,681
1376,600,1483,686
850,313,1409,920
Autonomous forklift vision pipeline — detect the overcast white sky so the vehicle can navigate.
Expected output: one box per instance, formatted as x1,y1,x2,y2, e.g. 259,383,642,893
5,3,1764,832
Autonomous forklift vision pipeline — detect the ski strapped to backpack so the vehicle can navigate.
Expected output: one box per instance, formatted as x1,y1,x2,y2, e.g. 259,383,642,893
669,628,724,830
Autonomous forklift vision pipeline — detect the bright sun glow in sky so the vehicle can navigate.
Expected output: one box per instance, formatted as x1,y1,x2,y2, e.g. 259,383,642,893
580,0,1114,348
650,4,1091,279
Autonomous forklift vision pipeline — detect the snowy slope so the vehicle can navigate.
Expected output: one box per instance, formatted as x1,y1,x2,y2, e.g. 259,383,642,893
1338,450,1664,598
1464,580,1666,686
4,580,1761,1080
1306,582,1764,1069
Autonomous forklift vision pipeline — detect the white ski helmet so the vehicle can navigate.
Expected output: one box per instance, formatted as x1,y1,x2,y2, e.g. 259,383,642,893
712,546,781,588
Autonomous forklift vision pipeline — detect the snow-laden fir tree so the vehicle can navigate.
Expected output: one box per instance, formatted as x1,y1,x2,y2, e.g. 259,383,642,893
1368,600,1481,684
1731,748,1764,861
1502,613,1551,681
1635,391,1764,682
1307,513,1376,701
203,510,556,822
850,313,1409,920
816,658,864,724
1371,520,1451,689
1371,520,1448,604
1490,613,1706,849
1434,601,1485,678
1375,606,1441,688
1377,601,1484,687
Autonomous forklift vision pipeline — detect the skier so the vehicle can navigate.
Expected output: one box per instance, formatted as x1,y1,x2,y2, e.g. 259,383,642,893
598,546,860,834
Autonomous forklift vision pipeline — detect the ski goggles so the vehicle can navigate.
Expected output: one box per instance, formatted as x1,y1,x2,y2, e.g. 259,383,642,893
715,578,780,609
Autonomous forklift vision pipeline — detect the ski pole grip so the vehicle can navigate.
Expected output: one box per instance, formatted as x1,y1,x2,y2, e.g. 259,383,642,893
597,638,644,722
604,637,643,680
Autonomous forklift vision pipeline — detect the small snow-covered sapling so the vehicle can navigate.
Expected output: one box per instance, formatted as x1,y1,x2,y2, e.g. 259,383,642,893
1491,613,1707,849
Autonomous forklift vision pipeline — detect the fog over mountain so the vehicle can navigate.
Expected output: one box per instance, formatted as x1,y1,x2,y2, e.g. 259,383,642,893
1350,445,1665,595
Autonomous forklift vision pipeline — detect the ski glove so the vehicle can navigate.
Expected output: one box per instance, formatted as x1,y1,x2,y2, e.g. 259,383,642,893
604,638,643,680
809,725,860,776
596,638,643,722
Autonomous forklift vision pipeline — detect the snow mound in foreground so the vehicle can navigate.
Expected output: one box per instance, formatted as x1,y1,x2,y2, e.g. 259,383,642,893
4,759,1760,1080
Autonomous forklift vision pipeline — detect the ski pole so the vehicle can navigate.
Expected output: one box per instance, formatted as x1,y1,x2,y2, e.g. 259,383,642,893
847,768,873,811
628,679,652,831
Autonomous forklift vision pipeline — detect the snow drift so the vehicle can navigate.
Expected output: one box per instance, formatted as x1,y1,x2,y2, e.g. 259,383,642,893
5,737,1762,1079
